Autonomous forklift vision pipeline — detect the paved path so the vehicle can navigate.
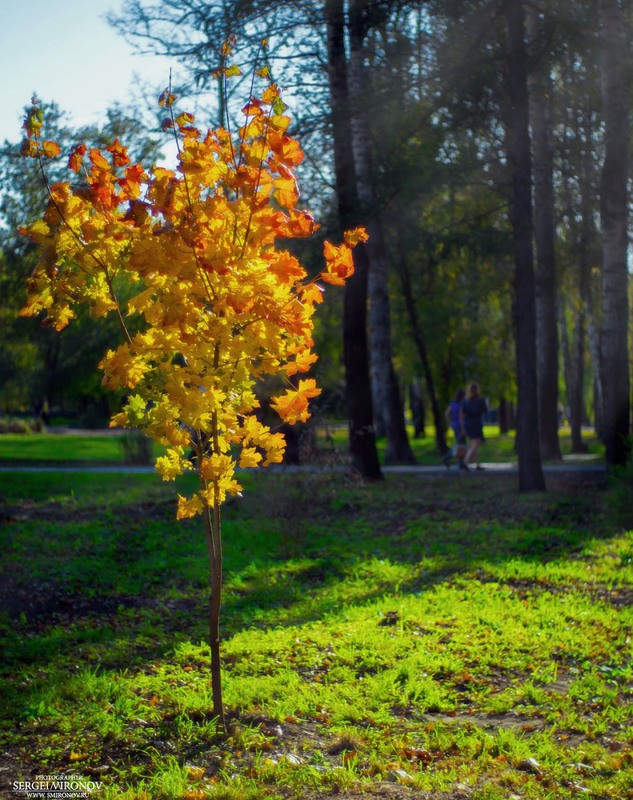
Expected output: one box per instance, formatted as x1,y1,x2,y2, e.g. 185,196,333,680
0,460,607,475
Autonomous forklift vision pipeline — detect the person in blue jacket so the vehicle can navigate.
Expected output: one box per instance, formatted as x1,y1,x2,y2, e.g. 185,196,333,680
460,381,487,471
444,388,466,468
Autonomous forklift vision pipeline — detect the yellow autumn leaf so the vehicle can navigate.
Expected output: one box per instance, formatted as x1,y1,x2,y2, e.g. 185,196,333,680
155,448,186,481
177,495,204,520
239,447,262,468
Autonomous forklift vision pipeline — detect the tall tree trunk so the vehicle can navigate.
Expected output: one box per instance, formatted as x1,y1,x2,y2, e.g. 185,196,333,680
528,15,561,461
347,0,417,465
325,0,382,479
503,0,545,491
598,0,630,467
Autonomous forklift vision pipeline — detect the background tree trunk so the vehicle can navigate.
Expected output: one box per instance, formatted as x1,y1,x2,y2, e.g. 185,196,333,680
598,0,630,467
565,107,599,452
528,17,561,461
397,245,448,457
503,0,545,491
325,0,382,479
347,0,416,465
409,379,426,439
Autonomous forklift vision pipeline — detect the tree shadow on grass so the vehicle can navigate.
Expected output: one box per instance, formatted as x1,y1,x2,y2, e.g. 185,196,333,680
1,471,614,651
0,471,617,695
0,468,624,784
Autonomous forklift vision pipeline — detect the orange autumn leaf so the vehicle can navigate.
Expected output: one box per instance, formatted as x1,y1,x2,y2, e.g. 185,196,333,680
106,138,131,167
89,148,110,170
68,153,83,173
41,140,61,158
68,144,87,172
20,138,38,157
261,84,281,105
284,210,318,238
119,164,147,200
269,132,304,166
176,111,195,128
273,175,299,209
242,98,264,116
344,226,369,246
300,283,325,306
286,349,318,376
321,240,355,285
270,379,321,425
268,251,306,283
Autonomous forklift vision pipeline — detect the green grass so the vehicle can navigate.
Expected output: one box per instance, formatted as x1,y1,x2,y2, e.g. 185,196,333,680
0,432,131,462
1,469,630,799
0,423,603,465
318,423,603,466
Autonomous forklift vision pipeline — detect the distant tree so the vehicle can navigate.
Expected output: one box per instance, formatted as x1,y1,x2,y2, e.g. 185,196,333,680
0,103,163,417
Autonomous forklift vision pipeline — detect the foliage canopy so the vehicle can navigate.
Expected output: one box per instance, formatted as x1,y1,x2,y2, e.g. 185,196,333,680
19,64,365,518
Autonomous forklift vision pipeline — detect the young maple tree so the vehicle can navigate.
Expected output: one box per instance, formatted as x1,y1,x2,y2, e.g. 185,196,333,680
19,57,365,731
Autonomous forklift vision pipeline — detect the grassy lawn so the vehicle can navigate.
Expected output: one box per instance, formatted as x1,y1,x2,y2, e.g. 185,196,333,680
0,432,134,463
0,424,603,466
0,430,166,464
319,423,604,466
0,466,630,799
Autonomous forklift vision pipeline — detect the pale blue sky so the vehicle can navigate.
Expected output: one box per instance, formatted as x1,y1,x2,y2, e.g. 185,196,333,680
0,0,174,143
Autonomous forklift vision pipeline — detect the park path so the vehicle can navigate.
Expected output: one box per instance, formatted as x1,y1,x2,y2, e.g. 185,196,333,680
0,459,606,475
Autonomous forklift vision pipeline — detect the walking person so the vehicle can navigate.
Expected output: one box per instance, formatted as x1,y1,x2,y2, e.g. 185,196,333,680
460,382,487,470
444,389,467,468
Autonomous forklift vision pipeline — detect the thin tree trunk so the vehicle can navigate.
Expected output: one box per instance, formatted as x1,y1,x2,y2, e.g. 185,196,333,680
325,0,382,479
409,379,426,438
347,0,416,465
598,0,630,467
560,99,598,451
528,14,561,461
560,295,587,451
503,0,545,491
570,109,599,452
204,498,225,730
397,247,448,456
588,315,605,437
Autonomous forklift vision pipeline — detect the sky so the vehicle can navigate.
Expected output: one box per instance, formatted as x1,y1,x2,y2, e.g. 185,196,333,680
0,0,175,144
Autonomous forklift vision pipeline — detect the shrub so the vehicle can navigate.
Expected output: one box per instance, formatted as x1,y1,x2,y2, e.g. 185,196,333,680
120,430,153,465
0,416,44,434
